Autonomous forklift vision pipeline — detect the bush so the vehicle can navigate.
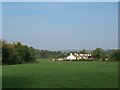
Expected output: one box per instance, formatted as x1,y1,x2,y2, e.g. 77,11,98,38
2,41,36,65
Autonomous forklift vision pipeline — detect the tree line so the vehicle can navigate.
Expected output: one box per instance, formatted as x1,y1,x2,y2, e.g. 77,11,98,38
1,40,66,65
71,48,120,61
91,48,120,61
1,40,120,65
2,41,36,65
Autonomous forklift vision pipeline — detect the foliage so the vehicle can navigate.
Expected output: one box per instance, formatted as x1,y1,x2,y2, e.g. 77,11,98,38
2,41,36,65
79,49,87,54
2,40,66,65
2,40,120,65
92,48,106,60
110,50,120,60
0,48,1,64
35,49,66,59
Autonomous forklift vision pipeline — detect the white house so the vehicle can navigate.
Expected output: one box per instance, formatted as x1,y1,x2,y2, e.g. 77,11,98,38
67,53,76,60
67,53,92,60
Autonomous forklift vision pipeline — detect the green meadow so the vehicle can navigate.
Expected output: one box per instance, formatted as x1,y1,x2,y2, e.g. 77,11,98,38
2,59,118,88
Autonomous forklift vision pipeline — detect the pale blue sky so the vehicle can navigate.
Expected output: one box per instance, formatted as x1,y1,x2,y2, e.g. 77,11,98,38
2,0,119,2
0,3,2,39
2,2,118,50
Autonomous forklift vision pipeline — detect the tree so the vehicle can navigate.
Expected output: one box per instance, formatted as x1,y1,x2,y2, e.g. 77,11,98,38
110,50,120,60
2,41,11,64
92,48,106,61
79,49,87,54
2,41,37,65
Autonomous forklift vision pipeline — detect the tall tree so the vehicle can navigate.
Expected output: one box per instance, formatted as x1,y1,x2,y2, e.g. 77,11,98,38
92,48,106,60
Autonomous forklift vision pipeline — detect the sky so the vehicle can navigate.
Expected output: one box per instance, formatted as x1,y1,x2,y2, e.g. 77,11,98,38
2,2,118,51
2,0,120,2
0,3,2,39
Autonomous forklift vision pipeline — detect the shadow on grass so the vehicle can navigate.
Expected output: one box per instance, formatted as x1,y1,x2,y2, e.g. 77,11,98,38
2,75,35,88
2,75,118,89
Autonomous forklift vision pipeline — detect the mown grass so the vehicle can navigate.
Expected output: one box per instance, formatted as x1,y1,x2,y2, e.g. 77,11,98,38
2,59,118,88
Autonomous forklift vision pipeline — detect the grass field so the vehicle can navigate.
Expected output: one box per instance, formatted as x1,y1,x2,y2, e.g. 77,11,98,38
2,59,118,88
